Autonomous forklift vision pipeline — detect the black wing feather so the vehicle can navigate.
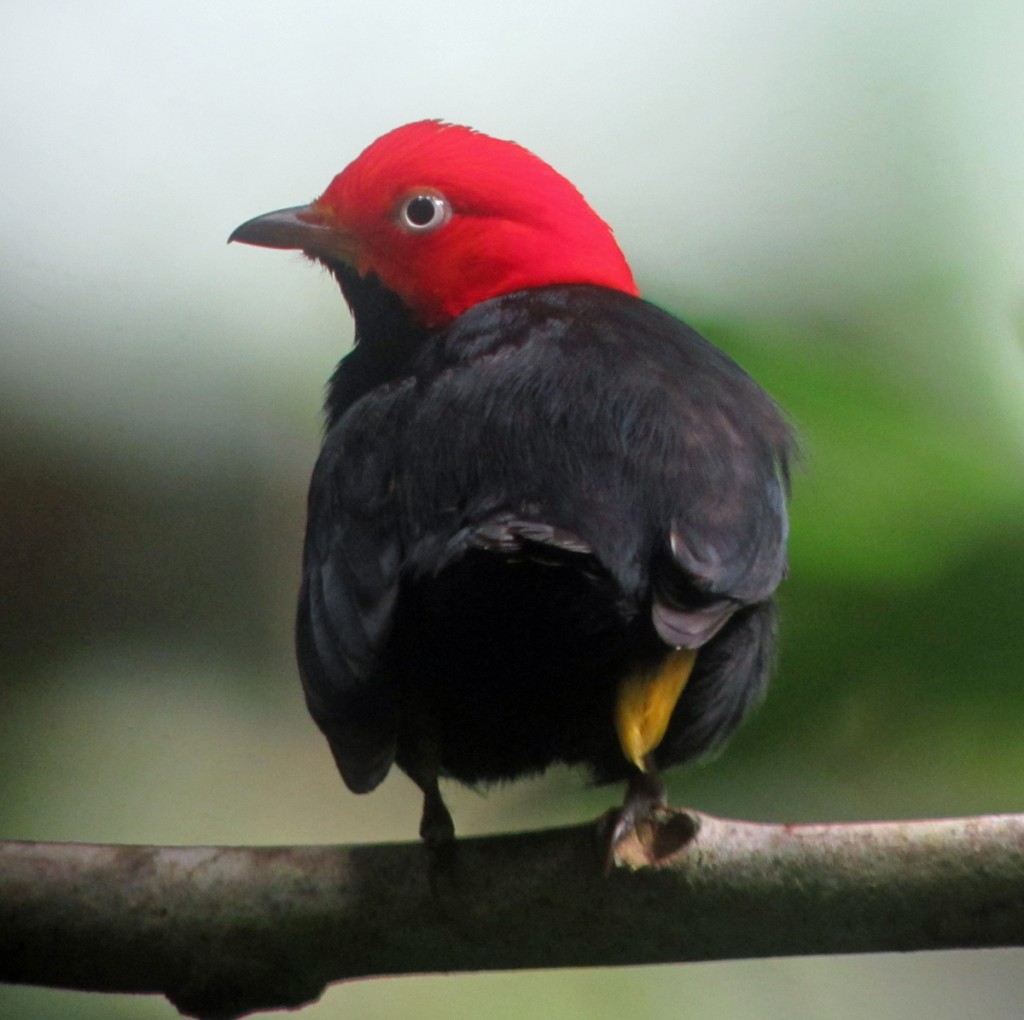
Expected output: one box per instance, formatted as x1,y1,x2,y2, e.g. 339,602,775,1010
296,386,408,794
398,286,793,622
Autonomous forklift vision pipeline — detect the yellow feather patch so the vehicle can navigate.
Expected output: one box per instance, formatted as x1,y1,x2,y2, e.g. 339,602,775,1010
615,648,697,771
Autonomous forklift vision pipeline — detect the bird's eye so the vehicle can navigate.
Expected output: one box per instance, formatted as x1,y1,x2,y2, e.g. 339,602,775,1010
399,193,451,232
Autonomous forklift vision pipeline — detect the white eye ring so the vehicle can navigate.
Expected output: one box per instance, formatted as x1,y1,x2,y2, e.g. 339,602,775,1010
398,193,452,232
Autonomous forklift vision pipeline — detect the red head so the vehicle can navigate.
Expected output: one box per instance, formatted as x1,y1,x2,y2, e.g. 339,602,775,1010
230,121,639,327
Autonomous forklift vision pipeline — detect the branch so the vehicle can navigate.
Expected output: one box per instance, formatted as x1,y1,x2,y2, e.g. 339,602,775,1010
2,811,1023,1019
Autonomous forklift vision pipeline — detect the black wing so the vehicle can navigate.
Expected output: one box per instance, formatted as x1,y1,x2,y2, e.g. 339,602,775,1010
296,382,411,794
394,286,793,639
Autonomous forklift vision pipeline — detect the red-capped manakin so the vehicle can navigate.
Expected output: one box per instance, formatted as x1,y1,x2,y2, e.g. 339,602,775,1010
230,121,793,850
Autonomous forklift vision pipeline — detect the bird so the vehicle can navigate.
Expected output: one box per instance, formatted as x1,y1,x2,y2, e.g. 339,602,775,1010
230,120,794,854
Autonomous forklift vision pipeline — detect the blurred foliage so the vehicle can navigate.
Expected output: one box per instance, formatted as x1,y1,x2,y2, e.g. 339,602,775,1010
686,305,1024,825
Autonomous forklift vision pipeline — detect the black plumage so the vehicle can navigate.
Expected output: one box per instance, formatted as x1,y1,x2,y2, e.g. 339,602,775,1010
296,266,794,840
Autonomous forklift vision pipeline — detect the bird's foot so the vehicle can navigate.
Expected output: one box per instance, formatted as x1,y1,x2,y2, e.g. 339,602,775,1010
601,769,698,871
419,787,460,898
606,769,666,861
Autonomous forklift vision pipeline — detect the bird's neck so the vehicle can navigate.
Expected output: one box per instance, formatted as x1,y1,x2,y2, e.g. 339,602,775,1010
322,263,429,428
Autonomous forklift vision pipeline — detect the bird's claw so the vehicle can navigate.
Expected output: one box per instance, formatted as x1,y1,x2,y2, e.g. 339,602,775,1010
602,769,670,872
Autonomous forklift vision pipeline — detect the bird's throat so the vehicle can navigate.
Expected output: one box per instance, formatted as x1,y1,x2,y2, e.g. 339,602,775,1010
322,264,430,427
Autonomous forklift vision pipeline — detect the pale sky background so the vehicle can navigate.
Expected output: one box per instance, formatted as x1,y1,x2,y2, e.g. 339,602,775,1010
3,0,1023,461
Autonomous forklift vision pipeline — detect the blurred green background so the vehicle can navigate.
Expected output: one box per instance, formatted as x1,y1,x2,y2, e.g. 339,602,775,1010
2,0,1023,1017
